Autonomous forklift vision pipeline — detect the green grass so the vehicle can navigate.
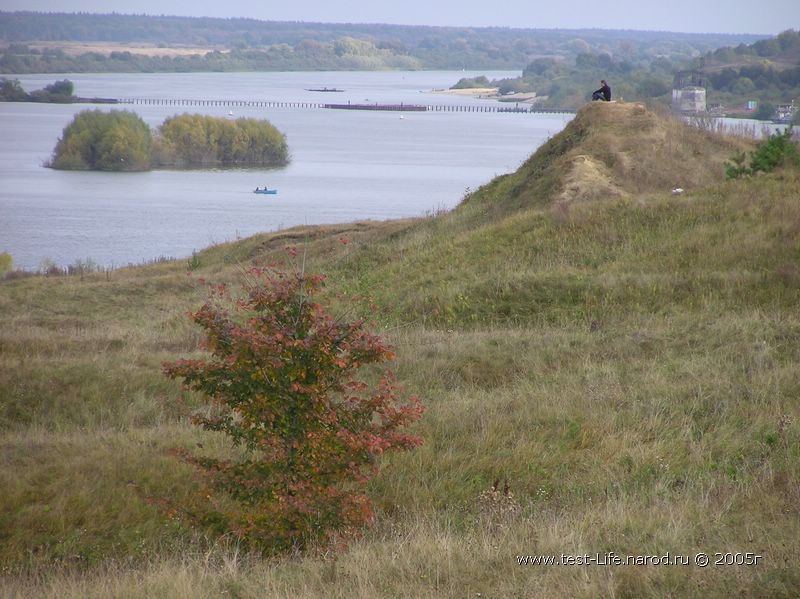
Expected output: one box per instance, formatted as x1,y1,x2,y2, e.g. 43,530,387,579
1,104,799,597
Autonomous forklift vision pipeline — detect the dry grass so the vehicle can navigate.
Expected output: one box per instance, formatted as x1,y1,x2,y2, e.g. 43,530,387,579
2,104,799,597
546,102,752,197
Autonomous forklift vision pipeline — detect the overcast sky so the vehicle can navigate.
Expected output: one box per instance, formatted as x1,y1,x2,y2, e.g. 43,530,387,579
2,0,797,35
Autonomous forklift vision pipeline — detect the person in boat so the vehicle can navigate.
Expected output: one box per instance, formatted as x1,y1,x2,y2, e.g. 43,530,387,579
592,80,612,102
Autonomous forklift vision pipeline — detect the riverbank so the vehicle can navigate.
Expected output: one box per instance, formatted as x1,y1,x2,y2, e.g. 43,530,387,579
432,86,540,103
0,70,558,271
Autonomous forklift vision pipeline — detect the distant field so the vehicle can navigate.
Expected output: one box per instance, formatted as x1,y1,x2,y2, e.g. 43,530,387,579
6,41,226,57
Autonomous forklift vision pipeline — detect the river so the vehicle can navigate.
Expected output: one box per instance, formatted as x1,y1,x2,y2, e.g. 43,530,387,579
1,71,573,270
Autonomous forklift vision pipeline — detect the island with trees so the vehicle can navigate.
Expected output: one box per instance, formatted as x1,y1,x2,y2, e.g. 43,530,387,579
1,76,119,104
0,77,77,102
47,109,289,171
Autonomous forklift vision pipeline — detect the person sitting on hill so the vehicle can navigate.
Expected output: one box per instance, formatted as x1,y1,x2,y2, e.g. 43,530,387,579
591,80,612,102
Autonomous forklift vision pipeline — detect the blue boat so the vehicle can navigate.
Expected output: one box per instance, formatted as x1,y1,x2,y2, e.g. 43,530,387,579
254,187,278,195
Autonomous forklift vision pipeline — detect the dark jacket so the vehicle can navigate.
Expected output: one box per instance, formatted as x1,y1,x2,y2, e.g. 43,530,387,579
593,82,611,101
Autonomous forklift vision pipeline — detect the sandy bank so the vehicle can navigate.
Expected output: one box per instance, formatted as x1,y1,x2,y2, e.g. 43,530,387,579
430,88,539,104
430,87,499,98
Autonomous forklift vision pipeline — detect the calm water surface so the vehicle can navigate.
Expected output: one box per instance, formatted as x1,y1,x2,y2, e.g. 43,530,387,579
1,72,572,269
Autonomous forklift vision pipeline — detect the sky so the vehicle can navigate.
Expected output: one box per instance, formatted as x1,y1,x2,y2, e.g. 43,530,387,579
1,0,797,35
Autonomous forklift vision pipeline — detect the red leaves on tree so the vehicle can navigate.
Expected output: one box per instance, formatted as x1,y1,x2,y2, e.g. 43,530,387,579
162,267,424,554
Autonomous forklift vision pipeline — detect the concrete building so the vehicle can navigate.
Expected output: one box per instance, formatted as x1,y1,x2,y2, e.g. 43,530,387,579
672,71,707,114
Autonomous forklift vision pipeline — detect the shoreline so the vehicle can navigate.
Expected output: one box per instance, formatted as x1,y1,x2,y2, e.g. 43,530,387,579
430,87,499,99
430,87,539,104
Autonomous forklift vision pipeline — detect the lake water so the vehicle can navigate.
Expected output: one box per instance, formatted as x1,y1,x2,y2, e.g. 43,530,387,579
1,71,573,270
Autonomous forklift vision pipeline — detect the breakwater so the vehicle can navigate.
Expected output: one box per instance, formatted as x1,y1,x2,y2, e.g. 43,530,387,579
115,97,574,114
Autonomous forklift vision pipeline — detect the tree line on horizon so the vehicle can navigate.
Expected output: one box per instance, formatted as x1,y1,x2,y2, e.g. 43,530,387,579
0,11,765,74
1,13,797,114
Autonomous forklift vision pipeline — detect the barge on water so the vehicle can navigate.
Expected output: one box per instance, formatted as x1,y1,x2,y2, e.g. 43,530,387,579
323,102,427,112
772,102,796,125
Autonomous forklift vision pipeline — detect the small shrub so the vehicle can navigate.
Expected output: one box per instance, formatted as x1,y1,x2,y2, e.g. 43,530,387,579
187,251,202,271
725,151,749,179
66,258,99,276
162,266,424,554
2,269,35,281
750,126,799,173
39,258,64,277
0,252,12,275
727,126,799,178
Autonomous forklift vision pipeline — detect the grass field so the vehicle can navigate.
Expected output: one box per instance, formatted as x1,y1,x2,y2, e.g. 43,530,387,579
3,41,225,58
1,103,798,597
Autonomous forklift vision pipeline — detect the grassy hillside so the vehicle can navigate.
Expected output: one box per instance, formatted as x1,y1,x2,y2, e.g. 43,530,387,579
1,103,799,597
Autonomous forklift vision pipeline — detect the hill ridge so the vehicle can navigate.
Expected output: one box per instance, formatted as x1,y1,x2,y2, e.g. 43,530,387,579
460,102,751,222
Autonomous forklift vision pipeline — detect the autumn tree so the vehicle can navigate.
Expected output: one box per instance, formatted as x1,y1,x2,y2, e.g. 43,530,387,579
48,109,152,171
163,266,424,554
153,114,289,168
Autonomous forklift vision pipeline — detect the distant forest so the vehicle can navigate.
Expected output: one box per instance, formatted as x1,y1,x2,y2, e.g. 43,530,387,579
3,12,796,115
488,29,800,113
0,11,766,73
